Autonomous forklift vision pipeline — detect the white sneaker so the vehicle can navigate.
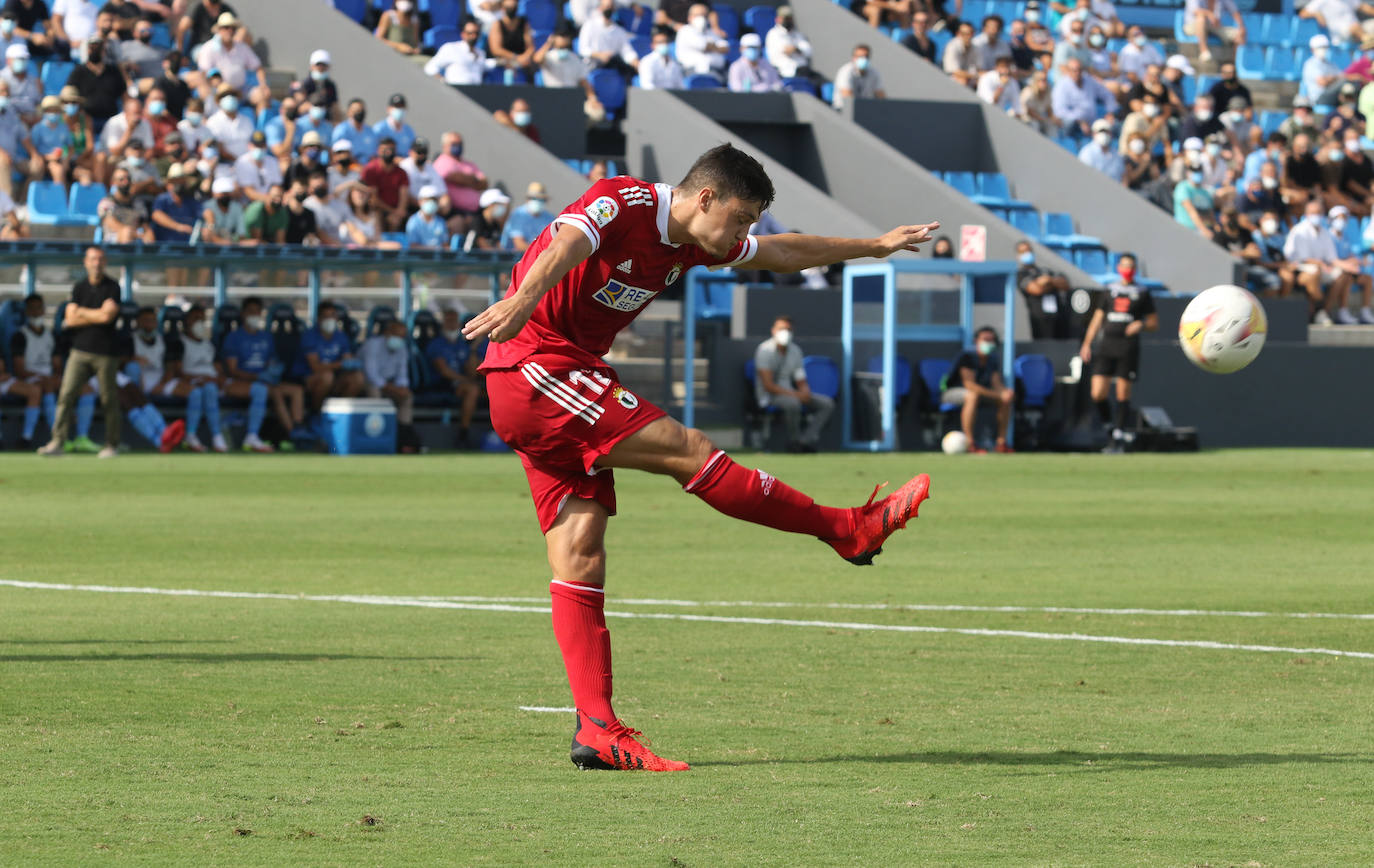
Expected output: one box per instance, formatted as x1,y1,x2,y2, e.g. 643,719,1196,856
97,446,118,459
242,434,274,453
1198,49,1214,64
36,440,63,457
1360,307,1374,324
1336,307,1358,325
1314,309,1333,326
212,433,229,453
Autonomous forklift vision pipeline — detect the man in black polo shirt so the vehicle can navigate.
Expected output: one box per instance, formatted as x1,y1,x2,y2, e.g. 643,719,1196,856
38,246,122,457
1015,239,1070,338
941,325,1015,454
65,35,127,125
1079,252,1158,453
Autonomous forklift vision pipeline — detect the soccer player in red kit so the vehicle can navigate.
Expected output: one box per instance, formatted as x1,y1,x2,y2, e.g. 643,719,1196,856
464,144,937,772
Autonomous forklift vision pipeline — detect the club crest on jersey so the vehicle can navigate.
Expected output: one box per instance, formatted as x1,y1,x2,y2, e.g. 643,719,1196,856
665,263,683,286
593,278,659,313
612,385,639,409
585,195,619,228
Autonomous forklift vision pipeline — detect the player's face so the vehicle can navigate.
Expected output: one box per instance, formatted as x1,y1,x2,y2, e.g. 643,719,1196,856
695,192,761,258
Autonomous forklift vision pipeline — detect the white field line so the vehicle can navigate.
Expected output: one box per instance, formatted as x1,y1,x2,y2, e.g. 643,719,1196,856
3,579,1372,661
518,706,576,713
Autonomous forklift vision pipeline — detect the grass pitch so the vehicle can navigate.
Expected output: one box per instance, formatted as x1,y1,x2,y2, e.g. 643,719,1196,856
3,449,1373,866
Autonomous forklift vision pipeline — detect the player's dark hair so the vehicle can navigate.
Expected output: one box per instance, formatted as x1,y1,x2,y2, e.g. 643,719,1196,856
241,295,264,312
678,143,775,211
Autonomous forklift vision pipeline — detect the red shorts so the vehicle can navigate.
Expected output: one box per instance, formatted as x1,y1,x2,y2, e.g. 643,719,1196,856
486,353,666,533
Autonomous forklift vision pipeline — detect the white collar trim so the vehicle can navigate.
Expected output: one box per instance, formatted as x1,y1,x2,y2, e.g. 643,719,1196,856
654,182,678,247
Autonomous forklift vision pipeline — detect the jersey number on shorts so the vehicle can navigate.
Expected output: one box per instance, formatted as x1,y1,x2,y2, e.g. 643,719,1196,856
521,362,609,425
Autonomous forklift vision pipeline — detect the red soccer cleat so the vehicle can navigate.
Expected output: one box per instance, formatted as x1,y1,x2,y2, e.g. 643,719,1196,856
824,473,931,566
159,419,185,453
569,710,690,772
994,443,1015,454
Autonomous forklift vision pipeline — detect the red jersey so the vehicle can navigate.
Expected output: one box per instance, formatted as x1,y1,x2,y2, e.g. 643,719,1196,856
481,177,757,370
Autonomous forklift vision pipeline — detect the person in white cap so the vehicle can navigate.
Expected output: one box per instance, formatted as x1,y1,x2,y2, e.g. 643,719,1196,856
195,11,259,91
301,49,339,118
326,138,361,193
765,5,812,78
470,187,510,250
1172,142,1216,235
200,174,246,244
1300,0,1367,47
1,43,36,120
499,181,554,251
1325,203,1374,322
405,184,451,249
1302,34,1343,104
1078,117,1125,181
727,32,782,93
1182,0,1244,64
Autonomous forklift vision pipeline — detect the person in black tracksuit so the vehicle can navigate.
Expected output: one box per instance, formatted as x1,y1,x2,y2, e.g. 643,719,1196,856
1078,253,1158,453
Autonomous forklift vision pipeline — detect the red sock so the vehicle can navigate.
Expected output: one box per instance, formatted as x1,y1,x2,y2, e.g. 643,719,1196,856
549,579,615,725
684,450,850,539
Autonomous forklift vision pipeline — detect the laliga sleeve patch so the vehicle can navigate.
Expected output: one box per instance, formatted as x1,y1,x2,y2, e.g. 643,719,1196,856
585,195,619,228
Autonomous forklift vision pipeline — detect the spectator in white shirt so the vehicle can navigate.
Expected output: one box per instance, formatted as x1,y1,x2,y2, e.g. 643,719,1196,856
1057,0,1110,40
535,25,606,118
765,5,812,79
469,0,502,27
943,21,978,87
425,20,486,86
637,27,684,89
569,0,634,27
1117,26,1163,83
1183,0,1246,64
977,56,1021,113
100,94,153,159
728,33,781,92
580,0,639,74
833,43,886,109
206,84,254,159
970,15,1012,72
52,0,99,53
674,2,728,76
1300,0,1370,46
1284,198,1353,324
196,11,260,92
400,137,444,200
176,95,210,153
234,129,281,204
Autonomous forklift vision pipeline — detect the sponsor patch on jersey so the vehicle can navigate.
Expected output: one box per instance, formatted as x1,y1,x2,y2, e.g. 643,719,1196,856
665,263,683,286
585,195,619,228
619,185,654,207
612,385,639,409
592,278,659,313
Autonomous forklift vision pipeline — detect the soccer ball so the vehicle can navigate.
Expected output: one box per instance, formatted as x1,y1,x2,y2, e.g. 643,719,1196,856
1177,285,1267,374
941,430,969,454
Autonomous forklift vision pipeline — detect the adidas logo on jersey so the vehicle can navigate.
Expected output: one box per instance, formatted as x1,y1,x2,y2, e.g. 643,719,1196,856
619,185,653,207
616,259,634,273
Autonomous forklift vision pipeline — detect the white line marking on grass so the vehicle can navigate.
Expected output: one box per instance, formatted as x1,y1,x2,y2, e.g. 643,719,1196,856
3,579,1373,661
519,706,576,713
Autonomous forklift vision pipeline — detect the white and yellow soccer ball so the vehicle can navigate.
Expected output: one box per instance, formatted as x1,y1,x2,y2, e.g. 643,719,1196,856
1178,284,1268,374
941,430,970,454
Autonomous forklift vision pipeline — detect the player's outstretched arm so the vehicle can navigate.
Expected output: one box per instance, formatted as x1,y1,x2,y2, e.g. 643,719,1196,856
749,222,941,273
463,224,595,343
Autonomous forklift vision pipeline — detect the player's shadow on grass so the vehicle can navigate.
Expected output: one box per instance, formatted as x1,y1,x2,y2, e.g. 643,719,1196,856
0,652,483,663
695,750,1374,770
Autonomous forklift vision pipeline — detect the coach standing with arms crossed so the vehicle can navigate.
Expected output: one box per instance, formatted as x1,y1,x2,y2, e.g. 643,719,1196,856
37,247,122,459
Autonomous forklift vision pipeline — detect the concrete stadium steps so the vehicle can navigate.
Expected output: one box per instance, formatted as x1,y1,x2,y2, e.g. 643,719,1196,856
1307,325,1374,346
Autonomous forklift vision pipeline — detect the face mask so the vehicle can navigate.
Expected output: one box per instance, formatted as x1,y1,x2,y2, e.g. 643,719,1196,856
1305,214,1322,227
127,155,144,167
250,146,265,161
311,69,327,82
1077,7,1090,18
146,99,166,116
379,150,395,164
397,0,413,10
88,47,103,64
1069,33,1083,45
691,15,707,31
421,199,439,215
190,320,208,340
43,112,59,126
216,195,232,207
654,42,670,56
743,46,760,61
245,315,266,331
512,111,531,127
1346,140,1361,154
855,56,870,71
490,203,507,218
413,153,426,166
551,47,569,61
449,143,463,158
1330,149,1345,162
1195,108,1212,121
781,18,794,29
310,186,327,197
598,6,611,18
1260,218,1278,235
1132,34,1146,47
1261,175,1277,190
186,111,202,126
1332,217,1348,232
204,146,219,161
64,102,79,116
309,106,327,122
304,147,321,161
0,97,11,112
389,107,405,124
521,198,543,215
8,58,25,74
443,328,463,342
1088,34,1104,48
1025,9,1039,22
1128,138,1146,154
115,182,131,194
137,30,152,44
1094,131,1111,147
1142,103,1159,118
138,327,156,340
219,95,239,113
774,328,792,346
1018,250,1034,264
977,340,996,355
1206,143,1221,157
320,317,338,335
0,19,13,34
1189,170,1204,184
386,335,405,352
1117,267,1135,282
350,110,365,124
1314,47,1329,60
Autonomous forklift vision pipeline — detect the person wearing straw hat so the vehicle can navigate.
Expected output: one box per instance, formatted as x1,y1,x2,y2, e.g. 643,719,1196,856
32,94,71,186
194,11,258,91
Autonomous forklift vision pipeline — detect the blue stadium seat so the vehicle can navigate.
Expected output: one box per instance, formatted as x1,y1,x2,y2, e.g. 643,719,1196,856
714,5,740,39
930,29,951,60
1175,9,1220,44
1262,14,1295,47
963,0,990,22
1242,13,1267,44
428,0,463,25
972,172,1032,209
864,355,912,400
801,355,839,399
67,182,105,226
744,4,775,35
1181,75,1196,105
631,34,651,58
1196,74,1220,99
1295,16,1321,46
1052,135,1077,153
686,73,723,89
1008,207,1041,239
695,280,733,321
26,180,73,225
1329,46,1353,69
781,76,818,96
944,171,978,197
1258,109,1285,135
150,22,172,48
820,81,833,103
1014,354,1054,407
332,0,368,23
1075,246,1109,276
1264,46,1297,82
424,26,461,51
918,358,957,413
1236,44,1265,79
986,206,1009,223
588,68,627,118
40,60,74,96
1042,212,1099,247
890,27,910,44
366,305,397,337
381,231,408,249
482,66,529,84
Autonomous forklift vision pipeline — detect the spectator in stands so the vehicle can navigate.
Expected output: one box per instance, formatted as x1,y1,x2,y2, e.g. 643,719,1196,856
1183,0,1244,65
1280,96,1321,145
1122,131,1163,192
58,84,97,182
1212,205,1281,294
833,43,885,109
119,137,160,202
1052,58,1111,138
6,0,53,59
942,326,1013,453
1126,62,1180,126
1304,35,1344,105
100,93,150,164
242,182,286,243
179,0,250,55
569,0,620,27
395,136,439,202
200,175,245,243
753,315,833,453
372,93,415,157
1006,18,1036,75
195,139,234,191
1117,25,1162,83
1051,16,1091,73
499,180,553,251
899,10,935,64
1119,89,1167,154
977,55,1020,114
426,19,486,86
206,83,252,158
942,20,978,88
1207,60,1251,112
96,165,150,240
1085,25,1126,99
32,94,70,186
1079,118,1125,181
1316,132,1357,215
285,91,333,152
293,299,362,413
263,95,300,160
361,135,410,231
233,129,279,204
143,87,176,154
491,0,535,75
1284,198,1354,324
765,5,812,78
1178,93,1224,144
174,94,207,152
51,0,99,54
1339,127,1373,213
1,44,34,121
494,96,541,142
470,186,509,250
10,294,59,443
374,0,420,56
299,49,338,118
1300,0,1368,47
1325,81,1366,140
120,18,164,86
1219,95,1256,152
972,14,1012,72
0,307,44,450
0,78,36,196
536,25,606,121
360,318,415,449
931,234,954,258
1282,132,1322,214
1173,153,1216,238
433,131,486,230
304,169,348,243
580,0,641,78
405,184,450,249
1020,68,1056,134
195,11,257,91
655,0,725,36
1022,1,1055,54
470,0,502,28
221,295,305,452
155,132,197,182
278,178,317,244
327,138,358,190
151,163,199,241
339,184,395,248
151,50,189,119
426,307,485,448
1236,163,1282,218
1242,131,1284,186
1252,209,1300,298
1327,203,1374,320
332,98,377,162
675,2,729,78
66,35,125,124
728,33,781,93
1015,240,1069,338
638,26,685,90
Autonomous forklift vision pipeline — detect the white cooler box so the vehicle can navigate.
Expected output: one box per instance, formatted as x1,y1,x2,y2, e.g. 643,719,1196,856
322,398,397,455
